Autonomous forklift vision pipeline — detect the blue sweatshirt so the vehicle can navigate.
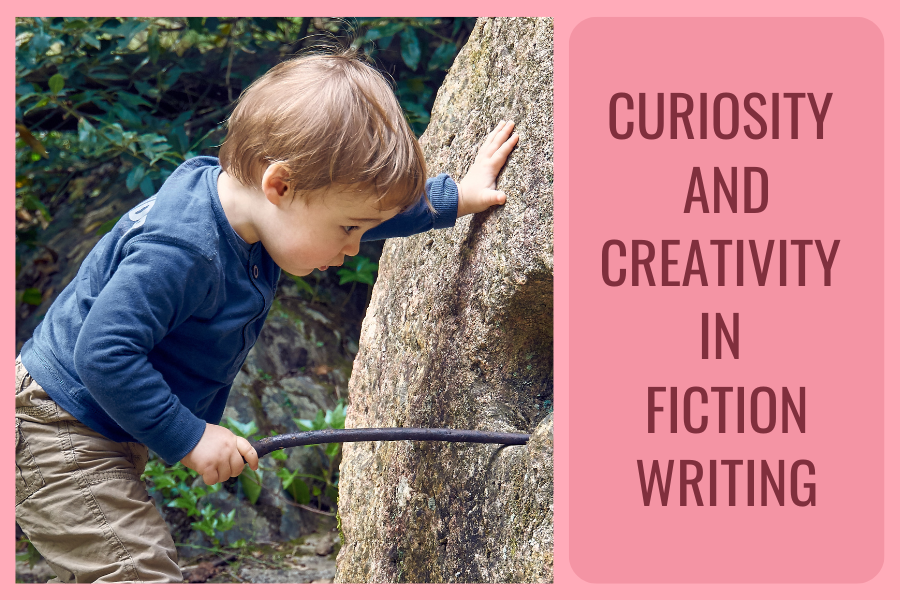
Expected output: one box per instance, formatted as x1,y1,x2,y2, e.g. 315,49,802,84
20,157,458,464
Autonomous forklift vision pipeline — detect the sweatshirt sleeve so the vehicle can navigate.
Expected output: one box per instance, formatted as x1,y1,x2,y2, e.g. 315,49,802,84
362,174,458,241
72,240,214,464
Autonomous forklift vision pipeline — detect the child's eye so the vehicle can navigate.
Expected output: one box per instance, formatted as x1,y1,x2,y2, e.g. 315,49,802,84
343,225,359,234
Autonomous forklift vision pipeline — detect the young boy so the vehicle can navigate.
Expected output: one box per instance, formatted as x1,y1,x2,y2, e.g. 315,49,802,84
15,50,518,583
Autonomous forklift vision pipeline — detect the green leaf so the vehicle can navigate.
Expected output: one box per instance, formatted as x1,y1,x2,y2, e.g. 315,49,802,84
125,163,146,192
293,418,313,432
400,28,421,70
187,17,204,33
160,67,183,90
238,469,262,504
63,18,89,29
115,20,150,51
325,442,341,458
337,256,378,286
191,520,215,537
130,55,151,76
139,175,156,198
217,509,236,531
199,503,217,520
138,133,170,158
24,97,50,116
428,43,458,71
21,288,42,306
153,473,178,489
80,32,101,50
48,73,65,95
288,478,310,505
89,70,130,81
147,26,160,65
277,467,296,489
142,460,167,479
114,103,141,127
29,32,51,55
364,21,405,43
225,417,259,438
331,403,346,430
168,496,200,516
270,448,288,461
288,274,315,296
77,117,95,143
117,91,153,108
96,219,118,237
311,409,326,431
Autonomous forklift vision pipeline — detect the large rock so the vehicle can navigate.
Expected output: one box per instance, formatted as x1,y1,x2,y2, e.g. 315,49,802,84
335,17,553,583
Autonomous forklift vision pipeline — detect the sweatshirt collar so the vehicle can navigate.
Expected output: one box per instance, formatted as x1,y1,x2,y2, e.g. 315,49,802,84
206,162,254,262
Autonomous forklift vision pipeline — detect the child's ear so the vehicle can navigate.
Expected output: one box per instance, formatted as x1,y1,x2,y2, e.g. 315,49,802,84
261,163,291,206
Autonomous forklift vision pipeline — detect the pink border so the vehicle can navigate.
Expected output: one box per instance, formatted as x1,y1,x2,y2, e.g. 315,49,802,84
6,1,898,597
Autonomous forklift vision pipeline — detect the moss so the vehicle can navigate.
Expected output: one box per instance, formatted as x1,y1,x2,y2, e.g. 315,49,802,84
335,504,345,546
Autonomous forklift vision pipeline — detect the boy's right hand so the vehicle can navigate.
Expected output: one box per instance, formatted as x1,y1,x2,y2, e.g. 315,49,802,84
456,120,519,218
181,423,259,485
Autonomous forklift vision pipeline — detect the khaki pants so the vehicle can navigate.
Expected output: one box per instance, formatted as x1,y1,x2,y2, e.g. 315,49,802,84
15,359,183,583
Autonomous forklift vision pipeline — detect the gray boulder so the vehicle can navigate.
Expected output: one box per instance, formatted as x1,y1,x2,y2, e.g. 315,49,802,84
335,17,553,583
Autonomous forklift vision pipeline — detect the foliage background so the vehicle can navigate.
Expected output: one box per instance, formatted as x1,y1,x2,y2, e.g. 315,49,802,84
15,17,475,342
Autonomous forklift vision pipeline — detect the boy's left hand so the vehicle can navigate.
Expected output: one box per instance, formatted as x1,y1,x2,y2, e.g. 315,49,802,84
456,120,519,217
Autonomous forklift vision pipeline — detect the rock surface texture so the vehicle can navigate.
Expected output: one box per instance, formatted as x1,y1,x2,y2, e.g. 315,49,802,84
335,17,553,583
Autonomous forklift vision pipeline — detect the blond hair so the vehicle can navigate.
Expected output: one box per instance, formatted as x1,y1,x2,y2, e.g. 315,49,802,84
219,49,427,211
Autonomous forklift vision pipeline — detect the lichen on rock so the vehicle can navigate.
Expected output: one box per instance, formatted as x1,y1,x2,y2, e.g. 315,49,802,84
335,17,553,583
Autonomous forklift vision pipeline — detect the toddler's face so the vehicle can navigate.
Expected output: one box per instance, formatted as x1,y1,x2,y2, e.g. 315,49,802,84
258,186,400,277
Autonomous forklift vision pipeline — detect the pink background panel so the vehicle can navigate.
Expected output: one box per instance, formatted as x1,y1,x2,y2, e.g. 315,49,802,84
570,18,883,583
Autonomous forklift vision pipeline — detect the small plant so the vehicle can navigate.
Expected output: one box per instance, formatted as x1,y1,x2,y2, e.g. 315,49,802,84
276,466,312,505
223,416,259,438
221,417,269,505
284,400,347,509
337,256,378,308
190,504,236,543
141,459,232,545
146,408,347,543
337,255,378,287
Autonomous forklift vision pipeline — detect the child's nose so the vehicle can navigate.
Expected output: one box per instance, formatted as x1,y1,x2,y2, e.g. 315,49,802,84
343,239,360,257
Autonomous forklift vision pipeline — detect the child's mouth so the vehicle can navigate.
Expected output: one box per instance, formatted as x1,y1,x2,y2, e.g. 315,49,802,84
319,266,327,271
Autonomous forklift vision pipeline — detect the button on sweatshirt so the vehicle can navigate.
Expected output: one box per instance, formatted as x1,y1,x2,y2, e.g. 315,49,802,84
20,157,459,464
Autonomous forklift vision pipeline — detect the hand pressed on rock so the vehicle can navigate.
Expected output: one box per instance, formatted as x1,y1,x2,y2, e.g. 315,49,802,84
456,120,519,218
